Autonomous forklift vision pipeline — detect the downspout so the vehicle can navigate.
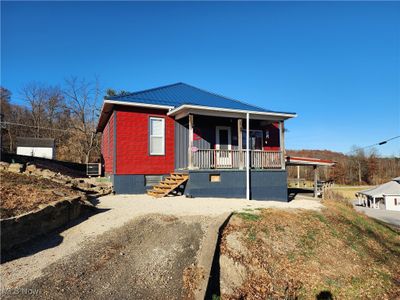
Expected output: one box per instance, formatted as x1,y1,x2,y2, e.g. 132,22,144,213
246,113,250,200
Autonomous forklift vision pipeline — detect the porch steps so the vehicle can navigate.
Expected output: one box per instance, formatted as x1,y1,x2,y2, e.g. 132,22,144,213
147,173,189,198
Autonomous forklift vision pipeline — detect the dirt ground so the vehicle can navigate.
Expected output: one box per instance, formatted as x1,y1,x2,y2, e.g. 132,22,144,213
219,199,400,299
1,214,207,300
0,171,82,219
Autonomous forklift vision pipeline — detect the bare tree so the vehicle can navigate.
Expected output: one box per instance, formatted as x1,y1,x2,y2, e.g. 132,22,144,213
62,77,101,163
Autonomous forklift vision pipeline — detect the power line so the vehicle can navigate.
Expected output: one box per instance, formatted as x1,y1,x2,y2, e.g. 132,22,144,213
0,121,70,132
347,135,400,154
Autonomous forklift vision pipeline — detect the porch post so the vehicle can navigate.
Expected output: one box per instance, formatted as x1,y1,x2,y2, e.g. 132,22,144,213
238,118,243,169
279,121,285,170
313,165,318,198
297,165,300,187
188,114,193,170
246,113,250,200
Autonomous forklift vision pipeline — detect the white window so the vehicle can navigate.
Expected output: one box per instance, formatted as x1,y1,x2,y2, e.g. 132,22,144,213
149,117,165,155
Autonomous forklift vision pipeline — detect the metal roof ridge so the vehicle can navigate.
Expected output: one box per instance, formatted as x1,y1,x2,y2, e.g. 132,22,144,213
105,82,183,100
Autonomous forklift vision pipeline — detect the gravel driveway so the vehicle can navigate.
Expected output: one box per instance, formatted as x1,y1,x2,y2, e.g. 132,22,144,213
1,194,322,296
2,214,206,300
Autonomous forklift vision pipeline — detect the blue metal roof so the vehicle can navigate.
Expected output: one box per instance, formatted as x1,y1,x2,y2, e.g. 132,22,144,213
106,82,294,114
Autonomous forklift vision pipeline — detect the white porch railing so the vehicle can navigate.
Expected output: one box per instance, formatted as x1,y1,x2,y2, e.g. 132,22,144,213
191,149,282,169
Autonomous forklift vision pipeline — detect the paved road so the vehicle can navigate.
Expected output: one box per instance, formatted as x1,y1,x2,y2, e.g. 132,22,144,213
353,202,400,227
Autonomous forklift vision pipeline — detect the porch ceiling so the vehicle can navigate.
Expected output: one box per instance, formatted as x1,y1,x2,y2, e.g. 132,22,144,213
167,104,297,121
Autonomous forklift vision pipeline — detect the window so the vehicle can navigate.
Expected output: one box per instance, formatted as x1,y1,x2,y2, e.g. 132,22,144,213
149,117,165,155
145,175,164,187
242,130,263,150
210,174,221,182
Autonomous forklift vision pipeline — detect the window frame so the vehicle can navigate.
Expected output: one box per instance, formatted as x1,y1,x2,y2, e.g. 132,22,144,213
242,129,264,150
149,117,165,156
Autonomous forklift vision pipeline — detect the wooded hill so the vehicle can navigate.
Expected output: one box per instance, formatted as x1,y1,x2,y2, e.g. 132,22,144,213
287,149,399,185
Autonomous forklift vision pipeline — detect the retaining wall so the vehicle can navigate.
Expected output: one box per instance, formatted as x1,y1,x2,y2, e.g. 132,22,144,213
1,196,89,251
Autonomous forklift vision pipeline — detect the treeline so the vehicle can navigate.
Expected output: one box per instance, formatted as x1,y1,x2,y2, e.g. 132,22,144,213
287,149,400,185
0,77,102,163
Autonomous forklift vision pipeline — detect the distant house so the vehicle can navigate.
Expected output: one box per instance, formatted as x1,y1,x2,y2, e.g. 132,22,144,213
97,82,297,201
16,137,55,159
357,177,400,211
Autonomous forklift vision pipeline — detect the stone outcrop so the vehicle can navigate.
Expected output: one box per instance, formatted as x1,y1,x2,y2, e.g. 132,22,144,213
2,161,112,197
8,163,23,173
0,161,10,170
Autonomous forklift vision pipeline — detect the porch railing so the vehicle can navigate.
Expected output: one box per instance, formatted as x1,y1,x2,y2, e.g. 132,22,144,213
191,149,282,169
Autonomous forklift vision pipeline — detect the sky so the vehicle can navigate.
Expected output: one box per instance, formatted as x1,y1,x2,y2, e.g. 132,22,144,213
1,1,399,156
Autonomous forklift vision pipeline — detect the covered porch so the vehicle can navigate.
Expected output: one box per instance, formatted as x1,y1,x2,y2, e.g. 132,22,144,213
170,106,288,171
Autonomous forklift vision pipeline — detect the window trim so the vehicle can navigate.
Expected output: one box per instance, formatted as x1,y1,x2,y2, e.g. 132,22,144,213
149,117,165,156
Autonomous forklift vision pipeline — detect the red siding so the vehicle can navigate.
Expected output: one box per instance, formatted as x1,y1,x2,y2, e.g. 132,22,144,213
115,107,174,175
102,112,114,174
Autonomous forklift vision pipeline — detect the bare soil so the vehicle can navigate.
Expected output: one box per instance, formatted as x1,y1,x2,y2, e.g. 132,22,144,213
0,171,82,219
1,214,206,300
220,198,400,299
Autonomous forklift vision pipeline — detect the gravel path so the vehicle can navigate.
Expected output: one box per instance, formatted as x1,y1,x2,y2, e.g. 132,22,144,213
1,194,322,291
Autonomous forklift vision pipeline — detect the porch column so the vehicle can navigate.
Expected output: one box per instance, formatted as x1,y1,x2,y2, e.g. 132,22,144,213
238,119,243,169
297,165,300,187
279,121,285,170
313,165,318,198
188,114,193,170
246,113,250,200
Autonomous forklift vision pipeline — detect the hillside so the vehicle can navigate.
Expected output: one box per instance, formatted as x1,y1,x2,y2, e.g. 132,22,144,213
219,193,400,299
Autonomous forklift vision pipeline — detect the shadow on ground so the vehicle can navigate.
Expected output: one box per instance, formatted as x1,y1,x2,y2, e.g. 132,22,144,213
1,206,109,264
288,188,314,201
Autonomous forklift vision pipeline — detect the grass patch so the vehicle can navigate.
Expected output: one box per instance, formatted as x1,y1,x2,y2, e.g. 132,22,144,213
235,212,261,222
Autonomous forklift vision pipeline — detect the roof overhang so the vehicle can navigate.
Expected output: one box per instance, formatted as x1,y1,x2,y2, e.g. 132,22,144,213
96,100,173,132
286,156,336,167
167,104,297,121
96,101,297,132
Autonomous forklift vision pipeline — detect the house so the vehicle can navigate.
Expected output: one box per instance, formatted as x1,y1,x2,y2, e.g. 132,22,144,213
96,83,297,201
356,177,400,211
16,137,55,159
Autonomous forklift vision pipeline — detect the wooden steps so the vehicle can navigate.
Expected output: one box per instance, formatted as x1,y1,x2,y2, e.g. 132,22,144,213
147,173,189,198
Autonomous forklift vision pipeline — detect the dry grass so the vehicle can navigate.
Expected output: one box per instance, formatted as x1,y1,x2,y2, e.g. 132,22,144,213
328,185,373,200
221,199,400,299
0,170,81,219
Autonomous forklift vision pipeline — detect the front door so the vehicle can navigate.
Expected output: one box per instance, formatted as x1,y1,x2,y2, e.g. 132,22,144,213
215,126,232,167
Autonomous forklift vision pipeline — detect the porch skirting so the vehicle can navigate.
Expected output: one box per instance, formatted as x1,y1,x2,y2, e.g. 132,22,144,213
185,170,288,202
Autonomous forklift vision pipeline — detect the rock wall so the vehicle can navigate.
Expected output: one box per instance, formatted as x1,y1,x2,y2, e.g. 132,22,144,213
1,196,89,251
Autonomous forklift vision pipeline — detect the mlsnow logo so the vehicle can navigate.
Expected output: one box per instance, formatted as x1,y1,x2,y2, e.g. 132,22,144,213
1,288,40,295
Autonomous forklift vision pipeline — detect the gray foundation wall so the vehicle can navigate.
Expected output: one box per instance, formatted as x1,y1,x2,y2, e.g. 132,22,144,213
112,175,147,194
185,170,288,201
112,174,168,194
111,170,288,202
